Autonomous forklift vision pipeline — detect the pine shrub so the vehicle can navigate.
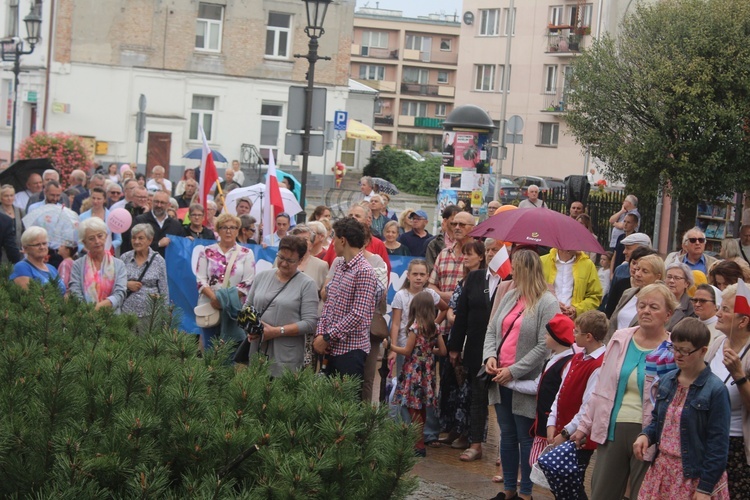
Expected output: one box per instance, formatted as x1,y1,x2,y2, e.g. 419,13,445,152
0,273,418,498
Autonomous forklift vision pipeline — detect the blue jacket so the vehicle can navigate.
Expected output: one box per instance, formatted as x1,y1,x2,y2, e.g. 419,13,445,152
641,364,730,495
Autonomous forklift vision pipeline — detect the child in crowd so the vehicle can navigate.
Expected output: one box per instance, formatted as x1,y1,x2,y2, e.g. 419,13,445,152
598,251,613,296
384,291,447,457
547,310,608,499
528,314,576,467
634,318,730,499
56,243,78,289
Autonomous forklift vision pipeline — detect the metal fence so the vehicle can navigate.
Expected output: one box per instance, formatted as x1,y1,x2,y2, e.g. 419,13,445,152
541,187,655,250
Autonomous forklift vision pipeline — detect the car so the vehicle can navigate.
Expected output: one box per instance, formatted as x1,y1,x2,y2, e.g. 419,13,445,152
485,175,522,205
400,149,425,162
513,175,566,197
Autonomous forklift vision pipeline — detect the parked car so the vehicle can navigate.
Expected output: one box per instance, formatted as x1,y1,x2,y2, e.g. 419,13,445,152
513,175,566,197
485,175,522,205
401,149,425,162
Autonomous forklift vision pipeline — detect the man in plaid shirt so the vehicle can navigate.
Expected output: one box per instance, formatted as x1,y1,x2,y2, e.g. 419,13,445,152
314,217,381,392
429,211,476,303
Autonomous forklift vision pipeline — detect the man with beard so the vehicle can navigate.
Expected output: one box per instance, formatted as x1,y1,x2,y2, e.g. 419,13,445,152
133,190,183,257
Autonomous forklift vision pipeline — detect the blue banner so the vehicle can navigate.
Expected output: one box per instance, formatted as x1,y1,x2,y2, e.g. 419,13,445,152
165,236,416,335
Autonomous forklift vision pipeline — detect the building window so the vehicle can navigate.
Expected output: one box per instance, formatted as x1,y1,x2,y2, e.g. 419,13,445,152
479,9,500,36
502,8,516,36
435,104,447,117
189,95,215,140
498,65,511,92
440,38,452,51
539,122,559,146
403,67,429,84
359,64,385,80
374,100,383,115
568,4,593,27
195,3,223,51
544,65,558,94
5,0,18,37
260,103,283,151
401,101,427,117
405,34,429,51
549,5,564,26
474,64,495,91
265,13,292,58
362,30,389,49
437,71,449,84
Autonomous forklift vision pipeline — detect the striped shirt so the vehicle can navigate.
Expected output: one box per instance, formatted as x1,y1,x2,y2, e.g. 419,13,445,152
316,251,381,356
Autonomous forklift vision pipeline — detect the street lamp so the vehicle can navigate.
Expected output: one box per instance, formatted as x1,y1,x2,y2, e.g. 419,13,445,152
295,0,331,220
1,7,42,163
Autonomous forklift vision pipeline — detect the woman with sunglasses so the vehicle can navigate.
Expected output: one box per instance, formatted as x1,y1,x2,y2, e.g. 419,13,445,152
692,284,724,344
664,262,696,331
705,284,750,497
634,318,730,499
10,227,65,294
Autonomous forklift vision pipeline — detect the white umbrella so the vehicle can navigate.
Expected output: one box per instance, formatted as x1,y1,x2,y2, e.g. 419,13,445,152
223,183,302,221
22,204,80,249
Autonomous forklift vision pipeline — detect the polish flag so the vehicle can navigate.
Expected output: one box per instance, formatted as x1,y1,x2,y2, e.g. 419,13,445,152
735,279,750,316
262,150,285,246
198,123,218,224
489,243,512,279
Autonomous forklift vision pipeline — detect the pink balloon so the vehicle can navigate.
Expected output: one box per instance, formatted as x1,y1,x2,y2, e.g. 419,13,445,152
108,208,132,234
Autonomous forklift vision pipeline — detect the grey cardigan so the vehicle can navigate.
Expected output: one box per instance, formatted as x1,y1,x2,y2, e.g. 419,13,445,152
483,290,559,419
68,256,128,313
244,270,319,377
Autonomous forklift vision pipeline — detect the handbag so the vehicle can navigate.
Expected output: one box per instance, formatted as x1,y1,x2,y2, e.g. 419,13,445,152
126,252,156,298
234,272,300,364
530,444,554,489
369,295,389,339
194,249,240,328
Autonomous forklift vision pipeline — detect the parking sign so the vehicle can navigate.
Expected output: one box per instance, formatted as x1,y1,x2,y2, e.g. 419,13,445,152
334,110,348,131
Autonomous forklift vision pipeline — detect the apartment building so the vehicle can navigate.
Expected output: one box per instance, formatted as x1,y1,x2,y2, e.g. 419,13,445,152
350,8,460,151
1,0,355,179
455,0,604,179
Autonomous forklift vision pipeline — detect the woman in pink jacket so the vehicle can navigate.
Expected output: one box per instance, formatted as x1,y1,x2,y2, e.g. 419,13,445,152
570,283,678,499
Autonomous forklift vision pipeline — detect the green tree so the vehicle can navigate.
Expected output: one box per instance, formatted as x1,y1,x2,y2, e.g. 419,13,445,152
0,276,418,498
565,0,750,204
364,146,440,197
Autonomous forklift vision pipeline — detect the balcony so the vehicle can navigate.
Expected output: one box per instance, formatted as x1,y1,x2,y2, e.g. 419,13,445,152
541,92,570,115
546,32,586,55
414,117,445,129
351,44,399,60
401,82,439,96
354,79,397,93
374,115,394,126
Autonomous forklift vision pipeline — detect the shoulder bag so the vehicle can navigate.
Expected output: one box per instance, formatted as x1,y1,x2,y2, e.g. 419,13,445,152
194,248,240,328
126,252,157,298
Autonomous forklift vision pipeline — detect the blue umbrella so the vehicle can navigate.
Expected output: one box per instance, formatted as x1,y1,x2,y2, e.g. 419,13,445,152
183,148,228,163
273,168,302,201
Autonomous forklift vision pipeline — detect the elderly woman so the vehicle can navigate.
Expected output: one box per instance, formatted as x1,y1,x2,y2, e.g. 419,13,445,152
607,254,665,341
307,220,328,259
1,184,23,260
571,283,678,499
288,225,328,294
692,283,723,343
68,218,128,311
383,220,410,256
709,260,749,290
9,227,65,294
237,215,257,244
120,223,169,332
195,212,256,349
183,203,216,241
78,187,121,253
665,262,696,330
706,284,750,497
244,235,319,376
483,249,560,500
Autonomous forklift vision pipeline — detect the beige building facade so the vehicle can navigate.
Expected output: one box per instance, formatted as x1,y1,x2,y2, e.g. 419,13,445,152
351,8,460,151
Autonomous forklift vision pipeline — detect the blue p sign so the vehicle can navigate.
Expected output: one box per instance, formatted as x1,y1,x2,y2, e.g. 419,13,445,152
334,110,348,131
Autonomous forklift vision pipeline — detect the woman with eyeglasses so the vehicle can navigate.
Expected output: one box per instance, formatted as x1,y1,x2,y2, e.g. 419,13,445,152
634,318,731,499
664,263,696,331
10,226,65,294
691,284,724,344
243,235,319,377
571,283,678,499
705,284,750,497
607,254,666,341
237,215,257,244
183,203,216,241
195,212,256,350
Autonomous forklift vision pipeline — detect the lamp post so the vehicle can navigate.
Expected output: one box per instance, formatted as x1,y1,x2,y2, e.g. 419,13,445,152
1,8,42,163
295,0,331,220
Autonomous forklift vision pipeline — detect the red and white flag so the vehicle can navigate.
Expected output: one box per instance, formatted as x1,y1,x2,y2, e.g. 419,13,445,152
736,279,750,316
262,149,285,245
198,123,218,224
489,243,512,279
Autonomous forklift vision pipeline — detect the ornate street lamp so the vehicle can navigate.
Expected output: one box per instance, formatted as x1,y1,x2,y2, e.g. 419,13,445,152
1,6,42,162
295,0,331,219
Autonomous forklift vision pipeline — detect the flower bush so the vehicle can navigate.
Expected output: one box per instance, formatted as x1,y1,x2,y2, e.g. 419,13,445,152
16,132,90,186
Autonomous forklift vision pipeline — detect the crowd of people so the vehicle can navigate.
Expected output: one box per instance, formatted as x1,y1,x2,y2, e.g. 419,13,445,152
2,165,750,500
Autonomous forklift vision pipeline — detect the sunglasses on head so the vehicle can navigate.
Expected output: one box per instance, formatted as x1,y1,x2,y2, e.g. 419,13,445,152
687,237,706,244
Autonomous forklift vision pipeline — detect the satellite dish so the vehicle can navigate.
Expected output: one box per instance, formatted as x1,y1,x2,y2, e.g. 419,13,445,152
463,11,474,25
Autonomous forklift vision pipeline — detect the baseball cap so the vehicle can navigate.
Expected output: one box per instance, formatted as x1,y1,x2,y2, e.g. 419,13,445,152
409,210,428,220
620,232,651,247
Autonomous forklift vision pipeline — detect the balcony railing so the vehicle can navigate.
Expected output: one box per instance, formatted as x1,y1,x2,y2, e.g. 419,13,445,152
358,46,399,59
546,33,585,54
541,91,570,114
400,82,440,96
374,115,394,126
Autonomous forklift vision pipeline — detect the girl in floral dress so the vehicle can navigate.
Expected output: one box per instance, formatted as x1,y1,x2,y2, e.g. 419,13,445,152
634,318,731,499
385,291,447,456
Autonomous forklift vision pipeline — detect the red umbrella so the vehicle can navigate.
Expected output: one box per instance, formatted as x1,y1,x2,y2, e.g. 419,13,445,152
469,207,606,254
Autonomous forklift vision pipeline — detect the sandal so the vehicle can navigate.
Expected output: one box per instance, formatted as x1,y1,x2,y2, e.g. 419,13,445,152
459,448,483,461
